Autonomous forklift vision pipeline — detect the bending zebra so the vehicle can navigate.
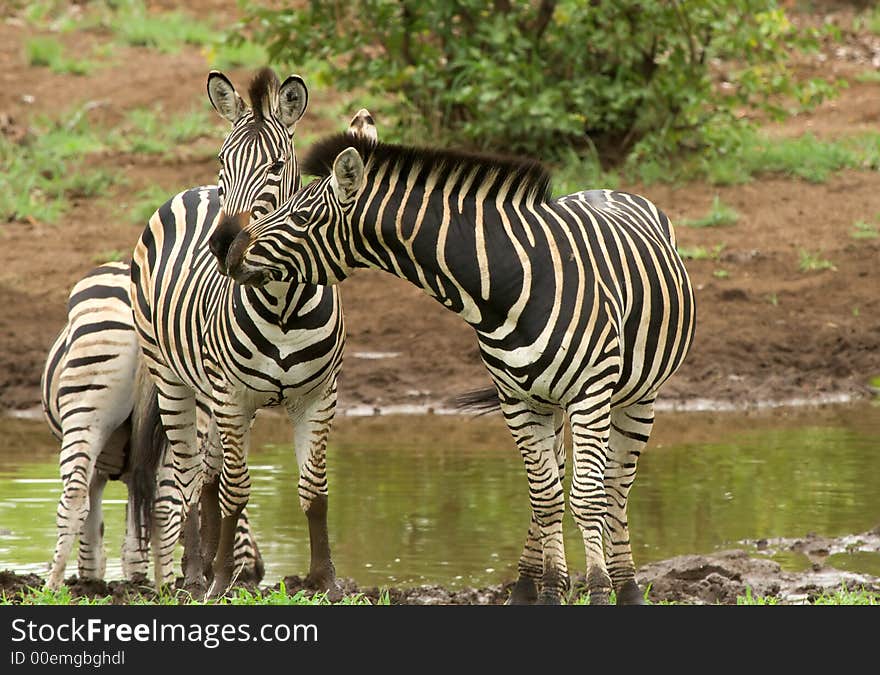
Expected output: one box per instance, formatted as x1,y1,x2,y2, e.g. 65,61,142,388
131,90,377,595
218,134,696,605
40,67,310,591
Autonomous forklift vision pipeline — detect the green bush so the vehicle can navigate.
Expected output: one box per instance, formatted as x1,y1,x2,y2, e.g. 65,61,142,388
239,0,837,163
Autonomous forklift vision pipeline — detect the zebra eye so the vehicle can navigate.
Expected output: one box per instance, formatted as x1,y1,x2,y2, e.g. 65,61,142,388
270,159,285,172
290,211,308,227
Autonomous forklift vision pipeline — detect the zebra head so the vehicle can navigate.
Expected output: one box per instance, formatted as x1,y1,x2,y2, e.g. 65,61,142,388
219,115,377,286
206,67,308,272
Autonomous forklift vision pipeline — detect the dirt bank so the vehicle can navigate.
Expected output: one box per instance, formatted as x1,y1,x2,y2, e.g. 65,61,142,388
1,4,879,414
2,528,878,605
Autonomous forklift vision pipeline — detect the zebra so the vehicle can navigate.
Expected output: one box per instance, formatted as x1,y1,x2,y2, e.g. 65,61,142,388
41,262,264,589
217,134,696,605
40,67,312,591
130,93,377,595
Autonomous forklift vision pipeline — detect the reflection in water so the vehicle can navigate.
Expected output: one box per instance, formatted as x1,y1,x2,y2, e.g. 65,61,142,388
0,404,878,588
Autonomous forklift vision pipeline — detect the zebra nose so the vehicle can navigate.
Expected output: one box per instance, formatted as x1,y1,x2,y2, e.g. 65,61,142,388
225,228,253,281
209,211,250,275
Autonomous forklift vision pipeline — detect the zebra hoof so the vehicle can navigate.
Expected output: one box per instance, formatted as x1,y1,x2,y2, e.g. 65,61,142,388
506,577,539,605
305,564,337,593
128,571,149,586
537,590,563,605
183,576,207,599
588,590,612,606
616,579,645,605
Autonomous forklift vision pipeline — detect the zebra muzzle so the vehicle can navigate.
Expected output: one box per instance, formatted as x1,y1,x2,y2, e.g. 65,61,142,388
209,212,250,276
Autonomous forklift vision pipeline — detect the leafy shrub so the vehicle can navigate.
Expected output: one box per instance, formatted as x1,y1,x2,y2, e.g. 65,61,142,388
239,0,837,163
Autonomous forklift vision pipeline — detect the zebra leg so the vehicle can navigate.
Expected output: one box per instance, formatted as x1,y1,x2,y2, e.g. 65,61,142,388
77,470,108,581
206,405,252,599
47,428,108,590
151,385,201,590
508,409,566,605
568,392,614,606
605,397,655,606
501,400,569,604
120,477,149,584
180,404,215,594
233,508,264,584
287,388,337,591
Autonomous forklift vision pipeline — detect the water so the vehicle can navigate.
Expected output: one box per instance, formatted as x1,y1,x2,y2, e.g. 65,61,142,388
1,403,878,588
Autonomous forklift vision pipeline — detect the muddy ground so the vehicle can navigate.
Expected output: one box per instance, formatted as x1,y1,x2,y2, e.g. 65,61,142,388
2,528,879,604
1,3,879,605
0,2,878,414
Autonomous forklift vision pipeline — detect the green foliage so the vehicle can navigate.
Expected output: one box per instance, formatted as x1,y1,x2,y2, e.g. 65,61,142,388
681,196,739,228
25,36,95,75
240,0,836,162
125,184,177,225
798,249,836,273
3,585,110,606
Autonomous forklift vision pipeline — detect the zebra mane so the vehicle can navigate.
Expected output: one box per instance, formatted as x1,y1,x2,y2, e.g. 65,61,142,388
301,133,553,204
248,67,279,124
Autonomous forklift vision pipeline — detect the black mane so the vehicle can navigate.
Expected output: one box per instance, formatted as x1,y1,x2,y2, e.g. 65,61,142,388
300,133,553,203
248,67,279,124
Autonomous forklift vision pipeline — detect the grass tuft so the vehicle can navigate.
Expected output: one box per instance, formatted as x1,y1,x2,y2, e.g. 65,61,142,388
25,36,95,75
681,196,739,228
798,249,836,273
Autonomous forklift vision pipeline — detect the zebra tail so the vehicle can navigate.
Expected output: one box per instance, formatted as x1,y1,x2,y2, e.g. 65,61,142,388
129,362,166,546
452,387,502,415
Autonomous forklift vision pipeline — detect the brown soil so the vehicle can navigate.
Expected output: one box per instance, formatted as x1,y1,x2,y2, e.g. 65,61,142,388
2,528,878,604
1,3,879,413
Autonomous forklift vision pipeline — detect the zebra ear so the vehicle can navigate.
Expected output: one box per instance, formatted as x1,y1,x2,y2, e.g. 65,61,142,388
207,71,246,124
330,148,365,204
347,108,378,143
278,75,308,128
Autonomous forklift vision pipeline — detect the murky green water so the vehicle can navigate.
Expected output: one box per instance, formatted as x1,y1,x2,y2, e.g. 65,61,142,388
1,403,878,588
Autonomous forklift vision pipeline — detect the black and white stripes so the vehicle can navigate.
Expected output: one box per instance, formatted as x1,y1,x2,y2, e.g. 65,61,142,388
223,135,695,604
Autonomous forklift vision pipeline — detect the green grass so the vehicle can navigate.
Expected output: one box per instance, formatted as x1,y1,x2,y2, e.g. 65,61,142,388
854,70,880,84
0,110,117,223
124,184,178,226
1,582,390,606
677,243,726,261
681,196,739,228
205,39,270,70
107,1,214,54
25,36,95,75
851,220,879,239
798,249,836,273
630,129,880,187
111,106,222,155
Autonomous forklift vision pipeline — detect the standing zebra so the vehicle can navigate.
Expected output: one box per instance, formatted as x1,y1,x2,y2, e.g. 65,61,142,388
41,262,264,588
41,67,312,591
130,99,376,595
218,135,696,605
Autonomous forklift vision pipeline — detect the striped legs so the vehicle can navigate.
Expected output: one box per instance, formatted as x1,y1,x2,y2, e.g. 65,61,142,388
206,402,252,598
501,400,569,604
151,384,198,588
604,397,655,605
508,409,566,604
287,386,338,590
120,478,150,583
568,391,614,605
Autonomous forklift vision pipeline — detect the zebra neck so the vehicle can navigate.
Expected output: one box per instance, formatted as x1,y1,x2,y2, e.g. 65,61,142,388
235,280,318,333
352,179,550,333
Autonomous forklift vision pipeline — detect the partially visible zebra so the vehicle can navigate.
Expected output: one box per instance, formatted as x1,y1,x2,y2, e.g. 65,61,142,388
41,263,264,589
131,102,377,596
219,134,696,605
41,67,311,591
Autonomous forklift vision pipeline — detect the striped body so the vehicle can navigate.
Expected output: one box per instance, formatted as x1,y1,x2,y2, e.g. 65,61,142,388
226,137,696,604
41,262,263,587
